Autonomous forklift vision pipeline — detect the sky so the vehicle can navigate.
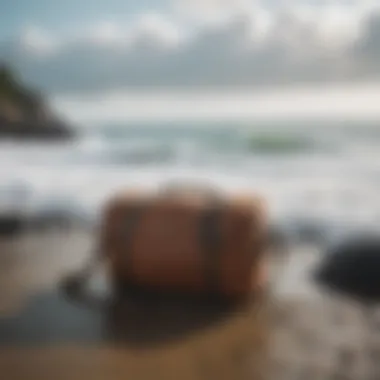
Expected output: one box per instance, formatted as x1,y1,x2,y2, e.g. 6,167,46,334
0,0,168,38
2,0,380,123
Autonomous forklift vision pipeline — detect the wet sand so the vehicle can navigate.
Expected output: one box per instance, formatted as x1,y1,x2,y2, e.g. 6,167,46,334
0,230,378,380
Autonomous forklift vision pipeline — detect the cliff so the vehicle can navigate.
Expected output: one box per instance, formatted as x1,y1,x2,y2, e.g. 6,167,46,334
0,64,73,140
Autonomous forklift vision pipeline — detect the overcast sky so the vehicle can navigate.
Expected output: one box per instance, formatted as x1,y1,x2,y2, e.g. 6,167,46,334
3,1,380,123
1,0,380,93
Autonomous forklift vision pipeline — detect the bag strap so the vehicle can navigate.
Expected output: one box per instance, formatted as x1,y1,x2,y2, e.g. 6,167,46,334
199,204,224,294
117,202,146,278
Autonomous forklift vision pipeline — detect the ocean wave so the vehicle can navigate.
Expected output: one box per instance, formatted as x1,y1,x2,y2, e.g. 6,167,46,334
68,138,178,165
72,123,346,163
1,122,380,237
241,132,331,155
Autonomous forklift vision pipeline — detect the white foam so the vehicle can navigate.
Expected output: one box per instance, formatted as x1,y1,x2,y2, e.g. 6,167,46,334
1,124,379,234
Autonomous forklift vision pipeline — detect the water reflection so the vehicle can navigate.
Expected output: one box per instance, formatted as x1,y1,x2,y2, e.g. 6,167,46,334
0,285,262,349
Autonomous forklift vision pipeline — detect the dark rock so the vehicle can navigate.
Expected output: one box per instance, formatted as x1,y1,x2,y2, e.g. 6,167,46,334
0,115,74,141
0,64,74,140
0,214,25,236
313,233,380,304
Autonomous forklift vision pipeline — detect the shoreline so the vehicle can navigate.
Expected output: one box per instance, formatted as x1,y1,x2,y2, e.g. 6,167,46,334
0,228,376,380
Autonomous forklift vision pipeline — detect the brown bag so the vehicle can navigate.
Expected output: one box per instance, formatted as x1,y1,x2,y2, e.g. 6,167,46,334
99,186,268,299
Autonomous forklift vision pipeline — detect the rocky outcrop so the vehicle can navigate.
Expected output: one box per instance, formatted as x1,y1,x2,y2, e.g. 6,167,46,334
0,64,73,140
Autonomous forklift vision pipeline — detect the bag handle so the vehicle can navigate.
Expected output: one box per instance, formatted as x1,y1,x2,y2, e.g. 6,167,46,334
158,181,224,202
60,246,111,310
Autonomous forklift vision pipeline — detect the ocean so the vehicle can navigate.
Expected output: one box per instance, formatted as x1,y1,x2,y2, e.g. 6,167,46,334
1,120,380,243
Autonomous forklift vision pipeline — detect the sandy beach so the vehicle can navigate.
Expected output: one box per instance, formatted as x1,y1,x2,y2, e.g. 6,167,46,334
0,228,378,380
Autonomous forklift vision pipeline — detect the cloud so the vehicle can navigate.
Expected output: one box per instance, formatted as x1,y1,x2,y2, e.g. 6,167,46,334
130,12,184,48
2,2,380,93
171,0,254,25
18,27,58,55
356,11,380,57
